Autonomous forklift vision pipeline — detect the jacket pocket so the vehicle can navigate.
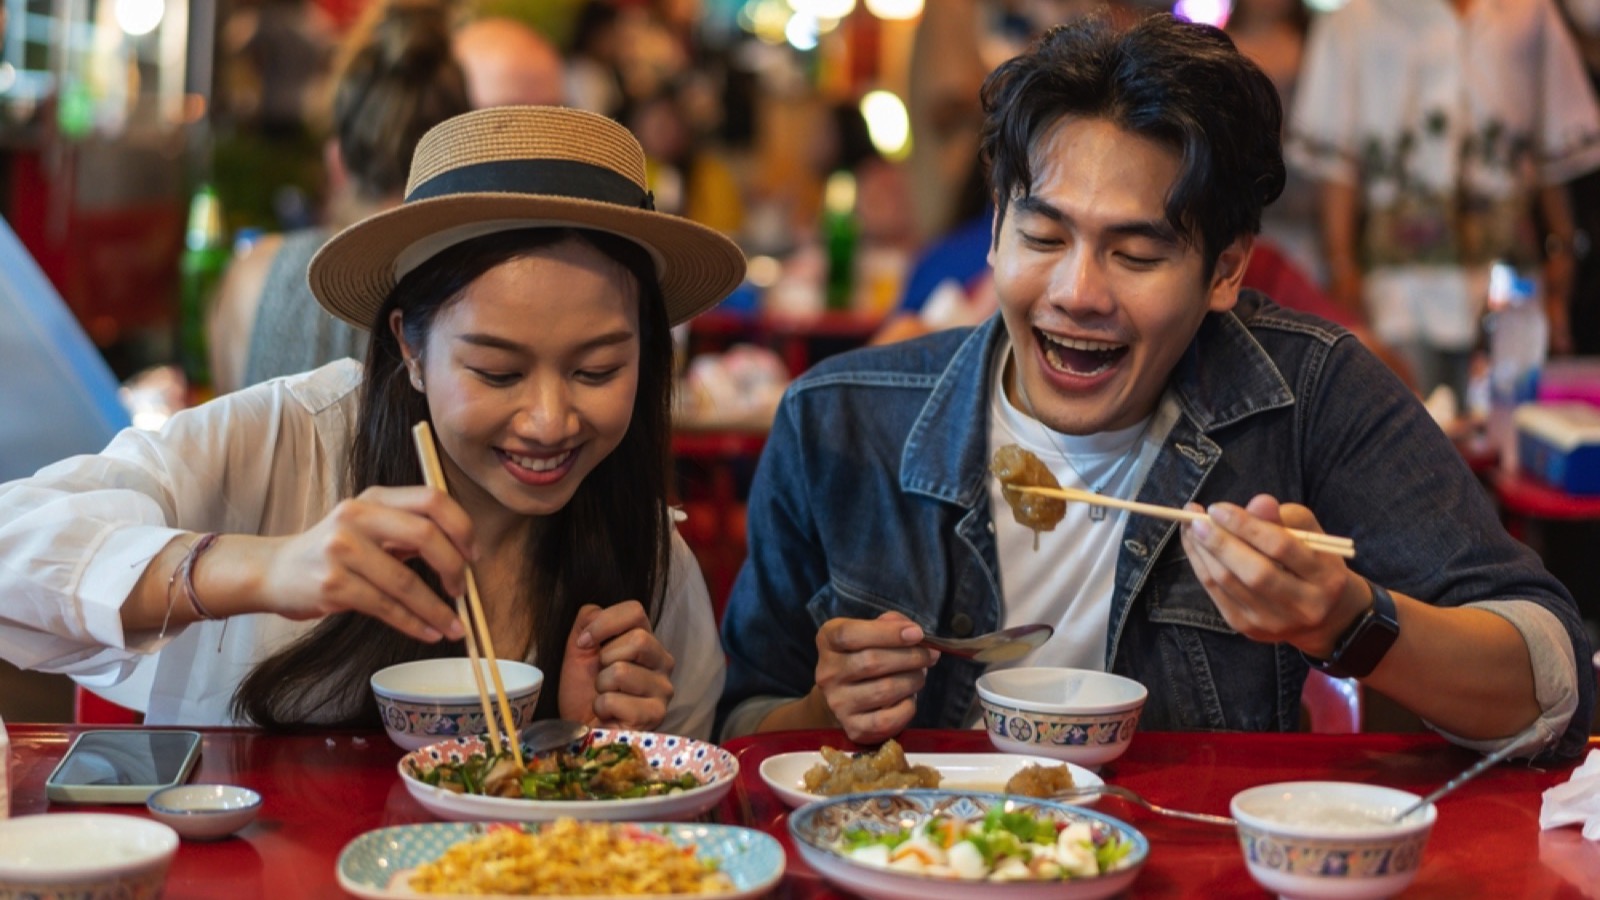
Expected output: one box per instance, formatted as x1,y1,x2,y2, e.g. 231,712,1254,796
1134,556,1280,731
1145,555,1236,634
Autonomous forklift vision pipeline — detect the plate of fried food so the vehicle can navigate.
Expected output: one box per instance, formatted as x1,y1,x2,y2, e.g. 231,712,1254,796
758,739,1102,809
398,728,738,822
337,817,784,899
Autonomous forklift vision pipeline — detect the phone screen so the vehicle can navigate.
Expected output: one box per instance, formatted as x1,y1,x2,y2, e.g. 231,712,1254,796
51,731,200,786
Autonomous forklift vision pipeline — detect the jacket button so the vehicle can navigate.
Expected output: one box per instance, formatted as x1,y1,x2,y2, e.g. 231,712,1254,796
950,614,974,636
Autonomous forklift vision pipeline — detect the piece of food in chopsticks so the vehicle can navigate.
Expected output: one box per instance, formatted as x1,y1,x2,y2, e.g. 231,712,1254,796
991,444,1067,548
1003,762,1076,798
834,806,1135,881
802,738,941,796
406,818,734,895
410,740,701,800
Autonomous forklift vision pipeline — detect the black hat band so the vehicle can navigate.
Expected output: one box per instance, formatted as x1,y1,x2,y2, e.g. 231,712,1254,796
406,159,656,211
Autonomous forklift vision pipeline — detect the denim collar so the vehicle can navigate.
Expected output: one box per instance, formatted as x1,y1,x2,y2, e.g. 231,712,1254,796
898,296,1296,509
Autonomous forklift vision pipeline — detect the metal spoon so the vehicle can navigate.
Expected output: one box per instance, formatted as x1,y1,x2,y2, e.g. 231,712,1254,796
918,623,1053,664
517,718,590,758
1391,724,1541,822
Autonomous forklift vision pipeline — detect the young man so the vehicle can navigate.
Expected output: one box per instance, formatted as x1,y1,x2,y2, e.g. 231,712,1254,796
717,15,1593,761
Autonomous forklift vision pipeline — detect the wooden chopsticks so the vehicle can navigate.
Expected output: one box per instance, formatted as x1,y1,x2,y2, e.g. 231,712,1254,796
411,421,526,766
1014,485,1357,559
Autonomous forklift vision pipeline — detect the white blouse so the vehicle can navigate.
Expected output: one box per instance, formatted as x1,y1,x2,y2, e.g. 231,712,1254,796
0,359,725,739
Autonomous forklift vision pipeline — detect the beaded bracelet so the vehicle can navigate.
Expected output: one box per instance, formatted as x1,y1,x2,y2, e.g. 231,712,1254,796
157,532,219,639
179,532,221,621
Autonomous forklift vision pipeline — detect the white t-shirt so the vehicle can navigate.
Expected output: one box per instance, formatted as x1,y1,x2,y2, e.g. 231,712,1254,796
984,347,1173,681
0,359,726,739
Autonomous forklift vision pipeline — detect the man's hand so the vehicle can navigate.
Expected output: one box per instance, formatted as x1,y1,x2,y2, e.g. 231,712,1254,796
1179,495,1371,659
558,601,675,731
814,611,942,744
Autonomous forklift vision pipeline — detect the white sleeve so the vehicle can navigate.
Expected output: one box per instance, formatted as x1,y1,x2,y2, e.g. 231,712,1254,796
1286,9,1363,186
0,380,298,678
1428,600,1579,759
654,527,726,741
1536,0,1600,185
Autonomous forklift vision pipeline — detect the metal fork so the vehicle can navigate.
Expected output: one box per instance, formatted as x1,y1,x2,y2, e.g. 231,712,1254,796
1052,783,1237,826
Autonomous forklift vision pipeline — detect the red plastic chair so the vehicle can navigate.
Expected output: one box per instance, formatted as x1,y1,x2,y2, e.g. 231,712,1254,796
73,685,143,725
1301,669,1363,734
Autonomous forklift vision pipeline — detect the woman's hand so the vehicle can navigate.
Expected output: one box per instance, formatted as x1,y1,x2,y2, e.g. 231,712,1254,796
813,611,940,745
1179,494,1370,658
253,485,473,642
558,601,675,731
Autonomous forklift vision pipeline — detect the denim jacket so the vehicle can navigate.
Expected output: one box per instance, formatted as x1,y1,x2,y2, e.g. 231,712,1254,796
717,293,1594,759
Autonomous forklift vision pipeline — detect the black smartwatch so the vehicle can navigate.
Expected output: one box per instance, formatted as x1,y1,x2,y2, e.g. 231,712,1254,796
1302,580,1400,679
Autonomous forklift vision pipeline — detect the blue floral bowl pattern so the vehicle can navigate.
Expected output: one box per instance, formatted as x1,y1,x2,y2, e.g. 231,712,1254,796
979,702,1141,767
375,690,540,751
1236,826,1429,878
975,668,1147,767
1230,781,1437,900
369,658,544,752
0,865,167,900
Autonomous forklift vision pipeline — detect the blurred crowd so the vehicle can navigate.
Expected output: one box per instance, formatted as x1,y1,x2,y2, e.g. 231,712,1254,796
200,0,1600,411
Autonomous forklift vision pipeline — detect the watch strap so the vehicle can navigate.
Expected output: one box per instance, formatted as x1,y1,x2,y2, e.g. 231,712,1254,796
1302,580,1400,680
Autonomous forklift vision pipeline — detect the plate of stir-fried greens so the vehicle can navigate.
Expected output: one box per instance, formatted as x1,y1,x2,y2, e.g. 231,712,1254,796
398,728,739,822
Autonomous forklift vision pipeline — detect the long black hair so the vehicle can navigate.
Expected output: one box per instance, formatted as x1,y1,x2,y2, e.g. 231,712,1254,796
233,227,674,728
979,14,1286,276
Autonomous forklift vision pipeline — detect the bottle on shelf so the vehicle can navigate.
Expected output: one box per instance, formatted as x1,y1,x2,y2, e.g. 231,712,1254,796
821,170,858,312
1483,261,1548,474
178,184,230,402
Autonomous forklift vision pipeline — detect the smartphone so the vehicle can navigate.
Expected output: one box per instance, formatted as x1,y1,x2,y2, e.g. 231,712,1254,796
44,729,203,804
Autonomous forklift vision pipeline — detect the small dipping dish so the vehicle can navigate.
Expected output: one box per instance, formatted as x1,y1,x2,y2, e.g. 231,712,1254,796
146,784,262,841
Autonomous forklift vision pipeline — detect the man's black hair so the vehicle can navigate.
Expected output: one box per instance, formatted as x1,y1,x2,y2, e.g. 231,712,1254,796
980,14,1286,274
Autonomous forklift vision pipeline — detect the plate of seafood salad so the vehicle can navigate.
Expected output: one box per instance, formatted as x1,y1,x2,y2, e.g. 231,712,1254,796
399,729,738,822
839,805,1132,879
336,818,785,899
789,790,1147,900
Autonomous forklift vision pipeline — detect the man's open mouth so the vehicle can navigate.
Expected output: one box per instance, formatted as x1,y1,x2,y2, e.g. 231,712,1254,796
1036,328,1128,376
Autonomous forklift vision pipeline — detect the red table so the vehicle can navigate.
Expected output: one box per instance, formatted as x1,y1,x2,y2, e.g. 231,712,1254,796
6,724,1598,897
1492,469,1600,526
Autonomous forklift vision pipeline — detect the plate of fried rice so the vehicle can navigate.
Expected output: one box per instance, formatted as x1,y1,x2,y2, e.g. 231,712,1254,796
398,729,739,822
336,818,785,899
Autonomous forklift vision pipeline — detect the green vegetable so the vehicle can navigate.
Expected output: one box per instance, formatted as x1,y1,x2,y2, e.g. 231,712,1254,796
1095,834,1133,872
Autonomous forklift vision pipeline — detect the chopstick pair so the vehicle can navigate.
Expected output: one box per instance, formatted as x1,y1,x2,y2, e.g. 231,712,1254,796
1014,485,1357,559
411,421,526,766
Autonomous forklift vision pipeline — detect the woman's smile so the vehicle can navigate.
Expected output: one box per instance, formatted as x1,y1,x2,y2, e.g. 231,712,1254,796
496,446,578,486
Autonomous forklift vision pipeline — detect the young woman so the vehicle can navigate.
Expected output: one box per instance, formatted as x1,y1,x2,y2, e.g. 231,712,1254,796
0,106,746,739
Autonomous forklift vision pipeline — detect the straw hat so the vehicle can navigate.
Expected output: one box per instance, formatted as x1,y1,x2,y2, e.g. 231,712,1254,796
308,105,747,329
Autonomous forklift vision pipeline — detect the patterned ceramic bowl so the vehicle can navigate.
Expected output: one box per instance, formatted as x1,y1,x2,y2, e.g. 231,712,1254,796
788,789,1148,900
0,813,178,900
1231,781,1437,900
398,728,739,821
975,667,1147,767
370,658,543,751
